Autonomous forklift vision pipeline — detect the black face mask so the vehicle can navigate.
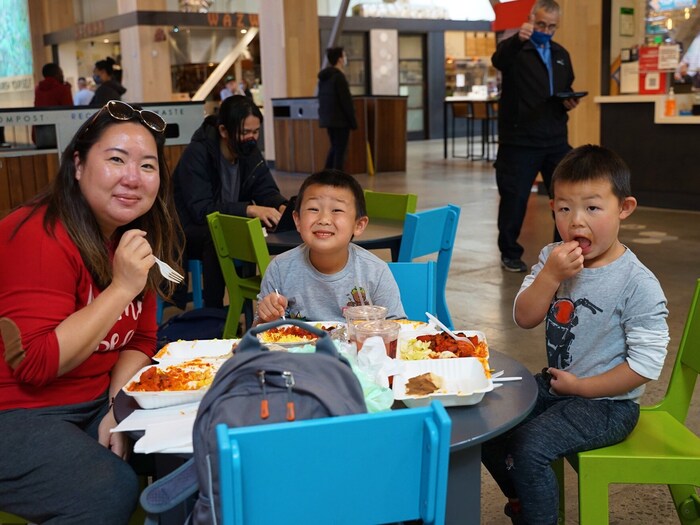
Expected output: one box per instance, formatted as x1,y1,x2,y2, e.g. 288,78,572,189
235,138,257,158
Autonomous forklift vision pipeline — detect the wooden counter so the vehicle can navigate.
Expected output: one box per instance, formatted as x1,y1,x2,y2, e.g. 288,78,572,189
595,95,700,211
271,96,407,175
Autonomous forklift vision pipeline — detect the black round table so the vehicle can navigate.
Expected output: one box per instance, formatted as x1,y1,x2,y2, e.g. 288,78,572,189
265,218,404,260
115,349,537,525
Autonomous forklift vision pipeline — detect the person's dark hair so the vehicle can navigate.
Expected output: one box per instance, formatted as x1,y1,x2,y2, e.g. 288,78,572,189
42,63,62,79
217,94,263,152
78,76,87,83
550,145,631,202
295,169,366,219
531,0,560,15
94,58,115,76
17,103,183,299
326,47,345,66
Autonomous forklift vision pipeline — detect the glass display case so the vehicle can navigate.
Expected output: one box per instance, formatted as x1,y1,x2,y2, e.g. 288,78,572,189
339,32,367,95
399,34,425,136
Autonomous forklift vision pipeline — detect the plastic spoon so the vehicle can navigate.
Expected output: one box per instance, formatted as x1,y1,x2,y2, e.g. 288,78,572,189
425,312,476,350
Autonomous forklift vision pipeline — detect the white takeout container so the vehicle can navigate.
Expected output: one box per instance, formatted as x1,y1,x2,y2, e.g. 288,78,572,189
393,357,493,407
122,359,223,409
398,329,489,360
153,338,238,363
257,321,343,346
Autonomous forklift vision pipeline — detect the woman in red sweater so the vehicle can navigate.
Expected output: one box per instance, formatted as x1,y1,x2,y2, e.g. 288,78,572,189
0,100,182,523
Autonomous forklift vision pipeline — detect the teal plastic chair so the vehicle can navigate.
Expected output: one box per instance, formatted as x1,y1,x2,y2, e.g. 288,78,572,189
156,258,204,323
388,261,437,322
555,278,700,524
207,212,270,338
363,189,418,221
398,204,461,330
216,401,451,525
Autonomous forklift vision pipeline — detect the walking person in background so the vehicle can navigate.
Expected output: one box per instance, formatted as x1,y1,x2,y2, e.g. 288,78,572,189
492,0,580,273
33,62,72,148
73,76,95,106
91,57,126,107
317,46,357,170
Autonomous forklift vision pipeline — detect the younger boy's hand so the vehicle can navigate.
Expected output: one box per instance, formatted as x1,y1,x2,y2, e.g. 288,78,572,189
541,240,584,283
547,367,579,396
257,292,288,322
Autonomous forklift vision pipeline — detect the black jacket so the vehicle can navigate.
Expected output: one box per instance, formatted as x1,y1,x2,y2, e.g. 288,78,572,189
492,34,575,147
91,80,126,106
173,115,287,231
317,67,357,129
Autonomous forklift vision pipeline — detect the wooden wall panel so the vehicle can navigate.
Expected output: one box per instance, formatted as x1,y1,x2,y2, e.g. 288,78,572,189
0,159,11,218
346,99,368,175
372,98,407,172
291,120,313,174
282,0,320,97
7,158,25,209
311,123,329,173
273,120,293,172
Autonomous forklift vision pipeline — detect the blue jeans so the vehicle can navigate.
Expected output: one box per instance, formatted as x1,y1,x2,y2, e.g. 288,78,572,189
482,374,639,525
0,395,139,524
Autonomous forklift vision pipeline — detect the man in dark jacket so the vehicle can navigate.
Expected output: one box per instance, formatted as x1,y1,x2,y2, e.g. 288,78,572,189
492,0,580,272
173,95,288,309
317,46,357,170
91,58,126,107
33,63,72,148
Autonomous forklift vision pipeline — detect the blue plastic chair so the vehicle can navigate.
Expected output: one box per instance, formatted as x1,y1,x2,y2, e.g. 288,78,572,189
388,261,437,322
216,402,451,525
398,204,461,329
156,259,204,324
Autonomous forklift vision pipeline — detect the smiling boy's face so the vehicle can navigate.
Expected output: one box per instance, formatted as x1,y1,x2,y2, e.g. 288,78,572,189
550,178,636,268
293,183,368,258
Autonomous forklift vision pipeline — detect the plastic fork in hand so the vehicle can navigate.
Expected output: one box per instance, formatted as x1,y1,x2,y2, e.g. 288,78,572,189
153,257,184,284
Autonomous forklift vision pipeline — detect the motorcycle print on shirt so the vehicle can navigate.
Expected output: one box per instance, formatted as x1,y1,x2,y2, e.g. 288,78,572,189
545,295,603,368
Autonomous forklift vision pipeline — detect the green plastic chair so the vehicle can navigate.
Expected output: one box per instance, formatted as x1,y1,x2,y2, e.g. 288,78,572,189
0,512,26,524
363,189,417,221
555,278,700,524
207,212,271,339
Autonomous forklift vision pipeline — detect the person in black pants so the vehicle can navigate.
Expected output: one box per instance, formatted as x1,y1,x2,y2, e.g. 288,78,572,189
317,46,357,170
492,0,581,272
173,95,288,309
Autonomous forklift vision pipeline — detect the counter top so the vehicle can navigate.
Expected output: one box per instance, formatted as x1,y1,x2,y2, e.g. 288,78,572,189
596,94,700,124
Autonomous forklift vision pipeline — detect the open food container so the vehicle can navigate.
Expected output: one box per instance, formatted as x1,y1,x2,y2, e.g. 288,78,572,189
393,357,494,407
398,329,489,361
153,338,238,363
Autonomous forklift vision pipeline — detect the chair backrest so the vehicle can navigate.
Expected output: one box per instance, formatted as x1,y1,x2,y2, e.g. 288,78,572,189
388,261,437,322
398,204,461,329
654,278,700,423
363,189,418,221
216,402,451,525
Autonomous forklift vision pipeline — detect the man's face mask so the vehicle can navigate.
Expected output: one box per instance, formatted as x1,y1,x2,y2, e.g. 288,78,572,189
93,74,103,85
530,30,553,47
232,137,257,157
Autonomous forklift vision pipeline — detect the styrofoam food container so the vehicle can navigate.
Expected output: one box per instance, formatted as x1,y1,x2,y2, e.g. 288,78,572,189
153,339,238,363
257,321,343,346
122,359,222,409
393,357,493,407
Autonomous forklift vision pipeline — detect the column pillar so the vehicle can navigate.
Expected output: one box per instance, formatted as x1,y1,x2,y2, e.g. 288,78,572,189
117,0,173,102
259,0,320,162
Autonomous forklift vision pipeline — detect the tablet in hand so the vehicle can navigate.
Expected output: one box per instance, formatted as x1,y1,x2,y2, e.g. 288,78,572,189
555,91,588,99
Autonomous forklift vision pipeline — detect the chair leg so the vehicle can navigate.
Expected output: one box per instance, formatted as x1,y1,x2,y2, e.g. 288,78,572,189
224,294,244,339
552,458,566,524
578,467,610,525
669,484,700,524
188,259,204,309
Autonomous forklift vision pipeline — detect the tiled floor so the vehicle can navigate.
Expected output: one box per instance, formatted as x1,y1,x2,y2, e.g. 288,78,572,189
273,138,700,524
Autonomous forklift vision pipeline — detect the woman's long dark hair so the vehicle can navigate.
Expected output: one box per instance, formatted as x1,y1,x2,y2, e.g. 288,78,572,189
19,104,184,299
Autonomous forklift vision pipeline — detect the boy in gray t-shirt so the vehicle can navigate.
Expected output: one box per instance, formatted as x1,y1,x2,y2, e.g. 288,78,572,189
482,145,669,525
256,170,405,322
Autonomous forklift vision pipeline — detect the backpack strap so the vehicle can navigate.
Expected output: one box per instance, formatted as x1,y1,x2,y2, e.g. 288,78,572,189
238,319,338,357
140,458,198,524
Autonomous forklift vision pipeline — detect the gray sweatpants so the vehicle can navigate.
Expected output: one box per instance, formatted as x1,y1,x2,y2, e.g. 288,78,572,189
0,395,139,524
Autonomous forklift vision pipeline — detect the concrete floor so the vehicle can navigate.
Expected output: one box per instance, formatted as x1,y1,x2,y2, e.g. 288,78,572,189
272,138,700,524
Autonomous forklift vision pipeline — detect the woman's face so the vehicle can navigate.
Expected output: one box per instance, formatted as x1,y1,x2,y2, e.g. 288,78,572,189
74,121,160,238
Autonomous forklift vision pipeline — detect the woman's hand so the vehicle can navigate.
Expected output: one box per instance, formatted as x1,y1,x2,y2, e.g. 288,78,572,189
111,229,154,298
98,407,130,460
257,292,287,323
246,205,282,229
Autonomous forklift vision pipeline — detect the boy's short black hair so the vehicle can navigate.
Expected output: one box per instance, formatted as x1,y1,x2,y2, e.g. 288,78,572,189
42,63,61,79
295,169,366,219
326,47,345,66
550,144,631,202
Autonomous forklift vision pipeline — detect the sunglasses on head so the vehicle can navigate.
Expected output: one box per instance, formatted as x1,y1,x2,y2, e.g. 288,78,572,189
83,100,167,136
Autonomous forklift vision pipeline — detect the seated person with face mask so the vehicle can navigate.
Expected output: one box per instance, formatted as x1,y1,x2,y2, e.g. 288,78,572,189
173,95,288,309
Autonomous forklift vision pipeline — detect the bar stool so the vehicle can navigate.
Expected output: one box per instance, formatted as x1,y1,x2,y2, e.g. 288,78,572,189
450,102,473,159
468,101,498,161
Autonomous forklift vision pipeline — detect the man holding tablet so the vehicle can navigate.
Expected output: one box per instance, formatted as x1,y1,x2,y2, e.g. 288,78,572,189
492,0,581,273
